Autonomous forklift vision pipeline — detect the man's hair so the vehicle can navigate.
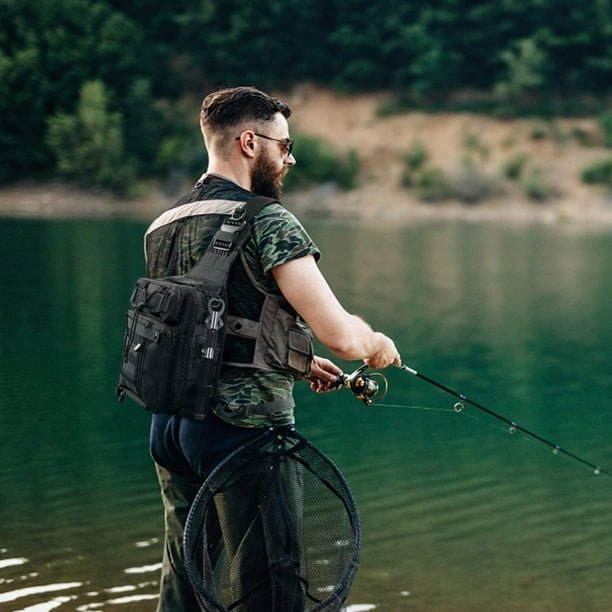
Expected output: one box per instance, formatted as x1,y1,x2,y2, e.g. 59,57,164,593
200,86,291,133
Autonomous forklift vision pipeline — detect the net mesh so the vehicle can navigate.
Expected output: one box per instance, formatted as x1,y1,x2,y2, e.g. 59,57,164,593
184,427,361,612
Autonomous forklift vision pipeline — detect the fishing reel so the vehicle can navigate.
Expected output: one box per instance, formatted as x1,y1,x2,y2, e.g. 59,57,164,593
337,364,388,405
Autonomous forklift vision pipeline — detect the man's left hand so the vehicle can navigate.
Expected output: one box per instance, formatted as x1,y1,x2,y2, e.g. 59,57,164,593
306,356,343,393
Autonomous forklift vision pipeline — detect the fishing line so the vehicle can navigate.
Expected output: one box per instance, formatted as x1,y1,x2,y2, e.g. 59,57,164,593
337,363,611,478
378,400,545,444
377,397,575,474
399,363,611,477
376,403,456,413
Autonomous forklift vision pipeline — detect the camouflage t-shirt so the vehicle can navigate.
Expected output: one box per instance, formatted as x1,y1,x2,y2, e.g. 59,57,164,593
144,176,320,428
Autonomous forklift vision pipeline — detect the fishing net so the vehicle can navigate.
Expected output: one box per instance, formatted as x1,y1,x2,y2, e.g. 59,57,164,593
184,426,361,612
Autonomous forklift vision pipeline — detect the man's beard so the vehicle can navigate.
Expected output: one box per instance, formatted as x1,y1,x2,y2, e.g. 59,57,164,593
250,150,285,199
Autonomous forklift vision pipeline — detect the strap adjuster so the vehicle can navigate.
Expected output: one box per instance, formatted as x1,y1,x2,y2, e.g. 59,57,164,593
212,238,232,253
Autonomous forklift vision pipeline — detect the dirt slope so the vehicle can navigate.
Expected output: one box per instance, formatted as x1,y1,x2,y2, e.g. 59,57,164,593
284,85,612,224
2,86,612,224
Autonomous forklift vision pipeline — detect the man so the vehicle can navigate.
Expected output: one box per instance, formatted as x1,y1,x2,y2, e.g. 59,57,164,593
146,86,401,610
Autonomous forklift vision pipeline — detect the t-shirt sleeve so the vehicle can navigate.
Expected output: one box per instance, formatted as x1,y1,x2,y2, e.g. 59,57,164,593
250,203,320,274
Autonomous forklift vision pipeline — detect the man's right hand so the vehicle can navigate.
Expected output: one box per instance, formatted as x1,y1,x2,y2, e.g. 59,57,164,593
364,332,401,370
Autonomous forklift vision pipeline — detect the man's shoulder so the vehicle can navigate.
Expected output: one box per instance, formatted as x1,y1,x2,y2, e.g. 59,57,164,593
251,201,297,225
147,189,253,237
248,203,319,273
149,180,290,234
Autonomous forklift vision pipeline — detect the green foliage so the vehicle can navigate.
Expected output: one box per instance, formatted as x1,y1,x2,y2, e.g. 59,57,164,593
502,153,530,181
529,121,552,141
520,166,554,201
581,157,612,187
0,0,151,182
172,0,335,89
495,37,550,101
155,133,206,180
121,79,179,177
597,111,612,148
414,167,450,203
283,136,360,191
403,139,429,172
569,126,599,147
403,137,498,204
462,133,490,163
5,0,612,191
403,151,506,204
46,80,136,193
401,138,428,187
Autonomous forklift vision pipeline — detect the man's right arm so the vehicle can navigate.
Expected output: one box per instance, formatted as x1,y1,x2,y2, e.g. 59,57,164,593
272,255,401,370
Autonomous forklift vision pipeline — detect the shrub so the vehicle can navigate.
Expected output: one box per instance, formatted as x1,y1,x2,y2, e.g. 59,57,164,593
283,135,360,191
333,149,360,190
403,138,428,171
463,133,489,162
581,157,612,187
521,166,553,201
570,126,599,147
414,167,450,203
502,153,529,181
494,37,549,102
597,111,612,148
529,122,550,141
401,138,429,187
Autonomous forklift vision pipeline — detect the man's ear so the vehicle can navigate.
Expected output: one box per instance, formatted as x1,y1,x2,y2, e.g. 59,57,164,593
236,131,257,158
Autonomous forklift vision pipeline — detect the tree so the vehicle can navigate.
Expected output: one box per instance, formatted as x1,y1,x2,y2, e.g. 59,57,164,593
495,36,551,101
4,0,612,191
0,0,150,182
47,80,135,193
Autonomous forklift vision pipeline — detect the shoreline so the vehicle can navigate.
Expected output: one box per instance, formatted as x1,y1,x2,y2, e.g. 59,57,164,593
2,181,612,229
6,88,612,228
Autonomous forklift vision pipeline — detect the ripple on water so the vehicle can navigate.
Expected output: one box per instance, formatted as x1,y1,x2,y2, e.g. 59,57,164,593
0,551,161,611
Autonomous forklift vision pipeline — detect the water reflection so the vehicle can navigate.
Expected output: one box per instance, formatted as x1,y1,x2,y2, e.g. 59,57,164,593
2,217,612,611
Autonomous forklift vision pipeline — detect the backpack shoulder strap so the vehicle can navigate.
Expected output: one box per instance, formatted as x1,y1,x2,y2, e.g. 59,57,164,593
243,195,277,220
185,195,277,283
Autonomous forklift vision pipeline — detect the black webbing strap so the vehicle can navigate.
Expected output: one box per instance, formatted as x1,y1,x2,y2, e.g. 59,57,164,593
185,195,277,284
184,195,276,419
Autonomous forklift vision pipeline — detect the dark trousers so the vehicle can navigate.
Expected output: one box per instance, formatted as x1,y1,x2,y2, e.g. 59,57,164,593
155,462,202,612
151,413,263,611
151,414,304,611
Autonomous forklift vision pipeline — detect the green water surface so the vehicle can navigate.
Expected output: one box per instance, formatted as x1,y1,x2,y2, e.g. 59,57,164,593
1,217,611,611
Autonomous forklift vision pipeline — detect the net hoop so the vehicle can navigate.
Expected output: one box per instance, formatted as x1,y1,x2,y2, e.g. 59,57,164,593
184,426,361,611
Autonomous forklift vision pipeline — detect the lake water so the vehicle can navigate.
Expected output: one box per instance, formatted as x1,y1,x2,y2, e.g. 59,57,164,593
1,214,612,611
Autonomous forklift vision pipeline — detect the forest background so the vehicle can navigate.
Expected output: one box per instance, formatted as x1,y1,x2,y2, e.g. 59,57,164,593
4,0,612,222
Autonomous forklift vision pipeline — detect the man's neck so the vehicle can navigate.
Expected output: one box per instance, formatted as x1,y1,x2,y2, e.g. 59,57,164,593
206,162,251,192
204,172,239,186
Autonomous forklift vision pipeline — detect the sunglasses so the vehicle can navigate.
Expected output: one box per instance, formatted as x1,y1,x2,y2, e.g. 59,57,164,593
236,132,294,156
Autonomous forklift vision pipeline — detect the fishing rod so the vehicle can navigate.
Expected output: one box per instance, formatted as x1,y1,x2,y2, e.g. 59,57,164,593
337,363,611,478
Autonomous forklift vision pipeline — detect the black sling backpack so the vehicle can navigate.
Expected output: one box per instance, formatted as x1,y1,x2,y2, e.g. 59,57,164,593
116,195,275,419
